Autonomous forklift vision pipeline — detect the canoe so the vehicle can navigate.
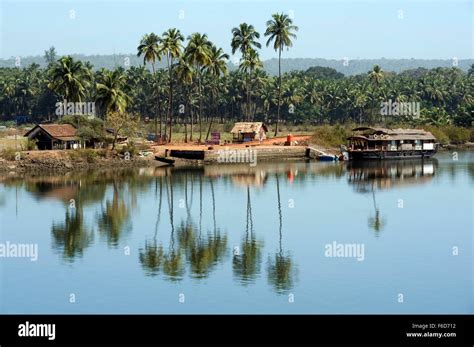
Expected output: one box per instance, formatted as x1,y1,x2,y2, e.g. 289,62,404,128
155,156,175,165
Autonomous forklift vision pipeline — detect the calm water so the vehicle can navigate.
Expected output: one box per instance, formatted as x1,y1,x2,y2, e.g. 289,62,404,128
0,151,472,314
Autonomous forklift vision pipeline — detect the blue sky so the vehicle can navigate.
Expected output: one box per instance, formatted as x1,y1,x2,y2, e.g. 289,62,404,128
0,0,472,60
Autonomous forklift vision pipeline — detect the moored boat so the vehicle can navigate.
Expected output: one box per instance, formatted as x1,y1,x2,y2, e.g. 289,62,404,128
347,127,438,160
154,156,175,165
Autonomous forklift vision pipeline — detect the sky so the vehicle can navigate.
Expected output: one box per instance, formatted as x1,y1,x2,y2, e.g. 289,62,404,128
0,0,472,60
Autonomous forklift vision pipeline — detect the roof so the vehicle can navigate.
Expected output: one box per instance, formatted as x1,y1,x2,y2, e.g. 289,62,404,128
230,122,268,134
24,124,78,140
350,127,436,141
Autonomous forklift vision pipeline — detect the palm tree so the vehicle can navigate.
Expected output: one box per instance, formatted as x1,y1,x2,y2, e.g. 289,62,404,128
205,45,229,140
468,64,474,77
265,13,298,136
95,68,130,116
137,32,162,137
369,65,384,86
231,23,261,121
160,28,184,142
239,48,263,121
184,33,212,142
49,56,91,103
137,33,161,74
176,56,194,142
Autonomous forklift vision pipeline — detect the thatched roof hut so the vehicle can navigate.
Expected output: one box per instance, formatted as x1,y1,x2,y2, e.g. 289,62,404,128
230,122,268,142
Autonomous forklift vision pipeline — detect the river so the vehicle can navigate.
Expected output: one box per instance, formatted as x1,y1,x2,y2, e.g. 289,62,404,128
0,151,472,313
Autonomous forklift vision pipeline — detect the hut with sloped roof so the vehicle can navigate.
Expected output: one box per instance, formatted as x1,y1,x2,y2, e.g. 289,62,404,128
230,122,268,143
24,124,80,150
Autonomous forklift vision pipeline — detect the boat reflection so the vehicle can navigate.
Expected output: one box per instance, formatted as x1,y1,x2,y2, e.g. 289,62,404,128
347,159,437,193
347,159,438,234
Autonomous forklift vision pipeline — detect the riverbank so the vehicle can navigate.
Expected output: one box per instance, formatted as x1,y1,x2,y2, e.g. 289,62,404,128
1,139,471,175
0,150,164,174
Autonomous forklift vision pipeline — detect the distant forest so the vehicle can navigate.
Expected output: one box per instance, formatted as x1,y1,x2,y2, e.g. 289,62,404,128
1,54,472,76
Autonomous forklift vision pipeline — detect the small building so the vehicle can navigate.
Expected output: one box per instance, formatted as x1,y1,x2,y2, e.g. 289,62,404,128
230,122,268,143
24,124,80,150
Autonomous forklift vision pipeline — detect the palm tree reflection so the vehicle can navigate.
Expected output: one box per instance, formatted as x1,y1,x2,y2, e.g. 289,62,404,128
139,176,164,276
367,182,386,234
139,173,227,280
97,179,131,247
267,174,296,293
52,207,93,261
233,186,263,284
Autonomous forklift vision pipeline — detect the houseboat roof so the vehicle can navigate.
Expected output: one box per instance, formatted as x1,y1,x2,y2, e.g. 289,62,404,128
350,127,436,141
230,122,268,134
24,124,78,141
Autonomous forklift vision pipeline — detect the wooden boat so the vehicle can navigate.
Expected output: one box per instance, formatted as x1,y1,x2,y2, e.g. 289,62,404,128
154,156,175,165
347,127,438,160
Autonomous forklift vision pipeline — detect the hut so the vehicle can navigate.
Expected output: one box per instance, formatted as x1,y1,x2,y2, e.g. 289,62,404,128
24,124,80,150
230,122,268,143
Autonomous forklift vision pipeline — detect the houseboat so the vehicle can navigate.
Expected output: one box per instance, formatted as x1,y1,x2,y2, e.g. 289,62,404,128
347,127,438,160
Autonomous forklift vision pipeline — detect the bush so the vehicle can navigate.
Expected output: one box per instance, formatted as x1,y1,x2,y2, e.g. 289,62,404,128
119,142,138,158
422,126,449,145
68,149,98,163
0,148,19,161
442,125,470,145
312,124,350,147
25,139,37,150
422,125,471,145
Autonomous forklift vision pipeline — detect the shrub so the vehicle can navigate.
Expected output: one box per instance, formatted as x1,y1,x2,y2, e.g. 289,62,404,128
119,142,138,158
68,149,98,163
25,139,37,150
0,148,19,161
442,125,470,145
422,126,449,145
312,124,350,147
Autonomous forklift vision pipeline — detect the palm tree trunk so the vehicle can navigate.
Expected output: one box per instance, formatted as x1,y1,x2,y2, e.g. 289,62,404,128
190,105,194,141
275,48,282,137
168,56,174,143
184,94,188,143
205,92,217,141
159,100,163,140
246,71,250,121
198,71,203,143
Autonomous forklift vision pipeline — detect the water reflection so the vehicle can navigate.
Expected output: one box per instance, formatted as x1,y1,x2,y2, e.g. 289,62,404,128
267,174,296,293
347,159,438,234
0,157,447,287
52,208,93,261
139,173,228,280
233,186,263,285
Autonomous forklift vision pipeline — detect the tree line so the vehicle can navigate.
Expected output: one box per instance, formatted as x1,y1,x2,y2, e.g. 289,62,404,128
0,12,472,144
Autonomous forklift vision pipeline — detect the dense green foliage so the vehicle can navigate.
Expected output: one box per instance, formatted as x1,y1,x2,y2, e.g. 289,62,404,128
0,14,472,142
